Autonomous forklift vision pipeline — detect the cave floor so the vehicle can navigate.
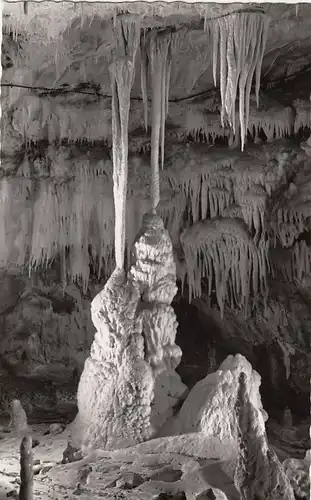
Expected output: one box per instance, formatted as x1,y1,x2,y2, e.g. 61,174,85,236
0,424,239,500
0,419,308,500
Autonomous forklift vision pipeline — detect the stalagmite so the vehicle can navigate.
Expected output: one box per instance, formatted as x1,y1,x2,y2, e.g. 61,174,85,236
19,435,34,500
169,354,268,456
70,16,145,450
70,18,186,452
209,11,270,150
234,372,295,500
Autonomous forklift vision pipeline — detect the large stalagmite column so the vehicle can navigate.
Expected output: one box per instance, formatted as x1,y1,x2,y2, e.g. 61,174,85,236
70,18,187,452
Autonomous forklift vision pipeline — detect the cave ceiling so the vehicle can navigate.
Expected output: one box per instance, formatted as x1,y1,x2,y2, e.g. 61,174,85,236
1,2,311,301
2,2,311,104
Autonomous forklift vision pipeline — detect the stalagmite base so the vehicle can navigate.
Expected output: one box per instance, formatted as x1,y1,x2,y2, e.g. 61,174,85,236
234,372,295,500
19,435,33,500
71,214,187,451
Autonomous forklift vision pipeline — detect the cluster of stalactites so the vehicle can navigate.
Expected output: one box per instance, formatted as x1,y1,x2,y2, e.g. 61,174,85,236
140,27,186,170
0,171,157,292
208,11,270,151
180,217,269,317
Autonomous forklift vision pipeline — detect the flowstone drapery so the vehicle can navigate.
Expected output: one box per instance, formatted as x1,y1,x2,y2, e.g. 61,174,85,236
71,214,187,451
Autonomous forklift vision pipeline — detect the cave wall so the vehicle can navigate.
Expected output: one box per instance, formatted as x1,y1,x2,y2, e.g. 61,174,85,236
0,263,310,422
1,121,311,422
0,268,96,421
1,13,311,423
174,282,311,418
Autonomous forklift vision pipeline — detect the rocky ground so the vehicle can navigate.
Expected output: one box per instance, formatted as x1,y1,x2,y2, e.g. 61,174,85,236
0,424,238,500
0,417,308,500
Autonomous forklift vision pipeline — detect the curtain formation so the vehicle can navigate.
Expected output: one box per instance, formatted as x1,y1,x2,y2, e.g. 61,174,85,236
210,11,270,150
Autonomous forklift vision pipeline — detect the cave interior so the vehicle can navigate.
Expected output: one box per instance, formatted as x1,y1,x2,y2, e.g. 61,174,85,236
0,2,311,499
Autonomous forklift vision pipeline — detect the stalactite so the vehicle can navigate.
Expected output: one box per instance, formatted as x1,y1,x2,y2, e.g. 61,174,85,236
0,180,9,265
140,27,185,212
292,240,311,281
140,39,149,132
209,11,270,151
0,0,2,150
293,99,311,133
109,16,141,268
180,217,269,317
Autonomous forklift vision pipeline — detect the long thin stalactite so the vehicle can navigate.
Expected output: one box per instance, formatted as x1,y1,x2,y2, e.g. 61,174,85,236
141,27,185,213
109,16,140,269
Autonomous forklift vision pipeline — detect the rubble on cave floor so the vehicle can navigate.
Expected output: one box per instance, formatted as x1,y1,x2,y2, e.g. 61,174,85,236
0,419,307,500
0,425,239,500
0,355,307,500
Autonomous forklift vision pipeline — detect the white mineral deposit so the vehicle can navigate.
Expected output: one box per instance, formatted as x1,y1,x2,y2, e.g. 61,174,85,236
0,2,310,500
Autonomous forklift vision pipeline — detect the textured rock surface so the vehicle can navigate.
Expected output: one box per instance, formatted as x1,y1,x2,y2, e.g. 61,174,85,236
10,399,28,433
282,458,310,499
0,424,240,500
176,288,311,418
71,215,187,451
164,354,267,454
234,372,295,500
196,488,229,499
3,4,311,105
0,4,310,478
0,271,94,421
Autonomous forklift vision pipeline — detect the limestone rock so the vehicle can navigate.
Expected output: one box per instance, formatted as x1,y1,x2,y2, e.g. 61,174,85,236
10,399,28,433
155,494,186,500
189,294,311,419
115,471,144,489
0,280,93,383
0,107,24,158
62,440,83,464
234,372,295,500
282,408,293,428
196,488,229,499
49,423,65,436
169,354,267,453
71,215,187,451
282,458,310,499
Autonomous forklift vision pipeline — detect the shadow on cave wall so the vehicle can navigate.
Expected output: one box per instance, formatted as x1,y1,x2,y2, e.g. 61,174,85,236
173,295,310,420
0,266,310,426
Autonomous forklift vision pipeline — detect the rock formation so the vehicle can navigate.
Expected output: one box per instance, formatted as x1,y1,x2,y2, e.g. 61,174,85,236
19,435,34,500
165,354,267,450
10,399,28,434
234,372,295,500
0,1,310,465
71,214,187,451
282,457,310,499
